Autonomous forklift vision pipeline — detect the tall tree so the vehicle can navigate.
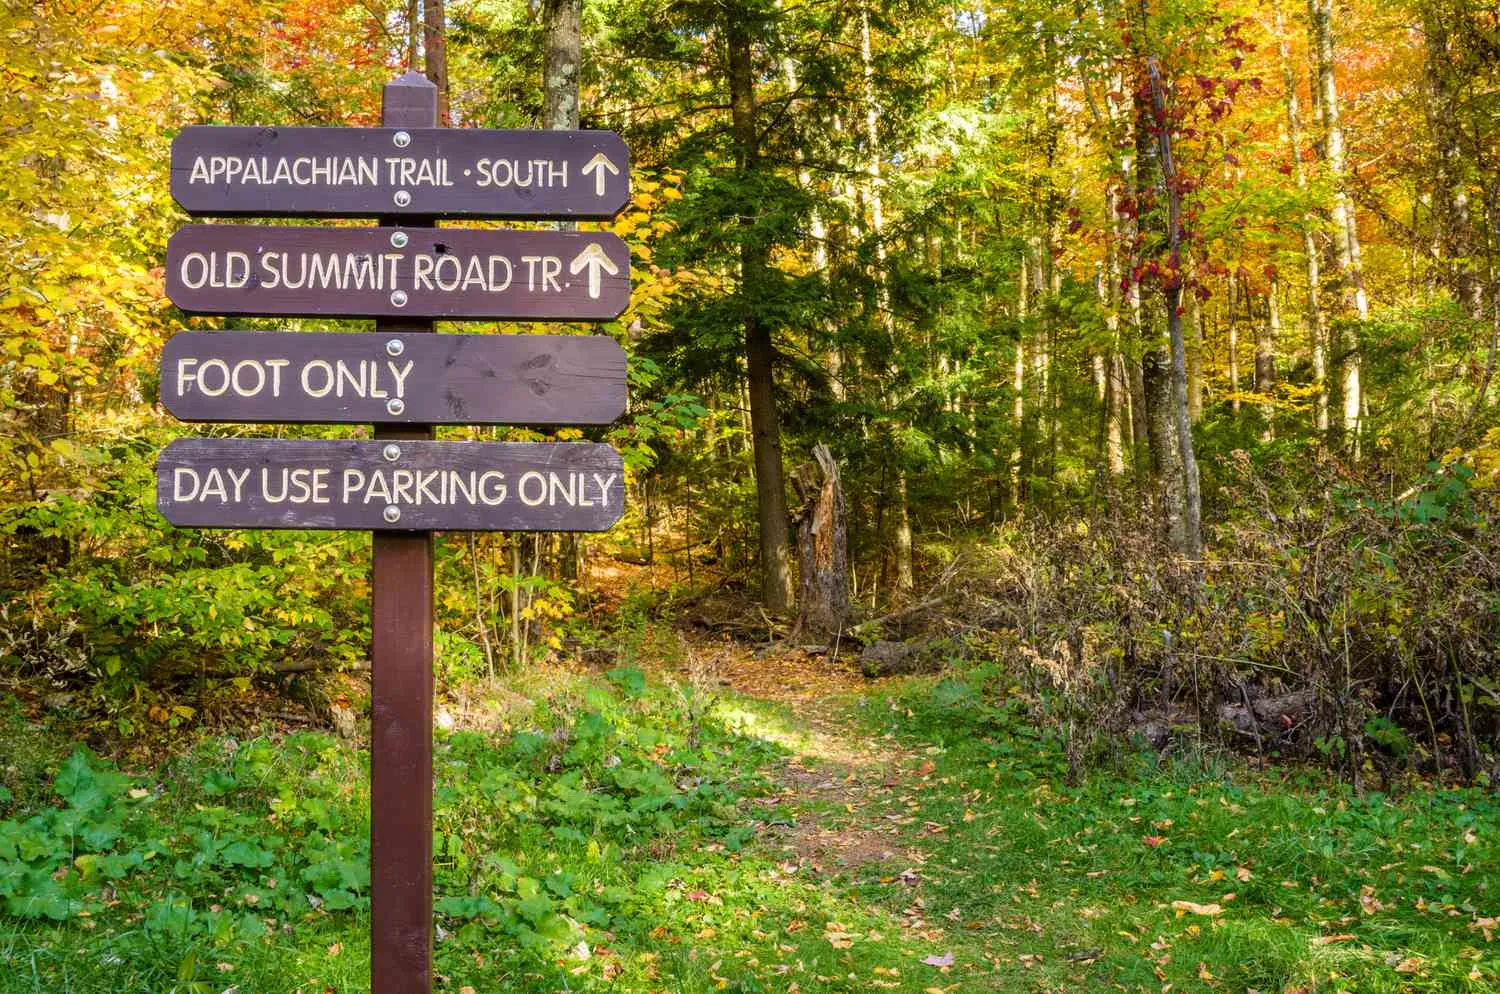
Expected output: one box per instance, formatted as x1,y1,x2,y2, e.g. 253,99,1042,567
1309,0,1369,455
727,5,795,612
541,0,581,131
424,0,449,125
1277,2,1329,433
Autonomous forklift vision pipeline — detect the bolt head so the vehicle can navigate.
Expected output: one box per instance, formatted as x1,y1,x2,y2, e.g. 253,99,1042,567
385,338,405,357
382,443,401,462
393,189,412,207
386,398,406,416
390,290,408,307
393,130,411,148
390,231,409,249
383,505,402,524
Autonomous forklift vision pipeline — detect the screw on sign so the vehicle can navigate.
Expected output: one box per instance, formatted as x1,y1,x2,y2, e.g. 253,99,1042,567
159,331,627,425
156,438,625,531
153,71,632,994
170,124,631,218
165,224,630,320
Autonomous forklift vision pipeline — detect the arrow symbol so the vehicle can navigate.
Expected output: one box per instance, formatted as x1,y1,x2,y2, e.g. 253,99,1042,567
580,153,619,197
569,242,620,300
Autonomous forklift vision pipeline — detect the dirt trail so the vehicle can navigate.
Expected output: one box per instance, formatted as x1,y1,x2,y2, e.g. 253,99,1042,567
687,635,930,880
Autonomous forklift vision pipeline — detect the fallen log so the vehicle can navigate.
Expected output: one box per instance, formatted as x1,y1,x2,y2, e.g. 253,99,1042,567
1217,689,1317,740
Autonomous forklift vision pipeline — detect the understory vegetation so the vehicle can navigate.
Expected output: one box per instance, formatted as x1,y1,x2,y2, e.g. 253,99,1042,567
2,642,1496,993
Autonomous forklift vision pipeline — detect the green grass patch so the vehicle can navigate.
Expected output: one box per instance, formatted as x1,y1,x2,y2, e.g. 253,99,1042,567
845,669,1499,992
2,661,1497,993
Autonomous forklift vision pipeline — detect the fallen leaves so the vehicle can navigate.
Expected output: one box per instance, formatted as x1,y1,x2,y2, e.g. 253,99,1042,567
1359,885,1386,915
1171,901,1223,917
921,951,954,967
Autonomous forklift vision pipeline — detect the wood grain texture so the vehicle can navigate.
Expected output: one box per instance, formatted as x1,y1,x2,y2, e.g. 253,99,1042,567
170,126,630,219
160,331,626,425
165,225,630,320
156,438,625,531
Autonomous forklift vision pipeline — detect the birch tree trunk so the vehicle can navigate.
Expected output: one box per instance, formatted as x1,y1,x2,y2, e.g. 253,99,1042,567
1227,271,1241,416
1278,4,1329,433
1309,0,1369,457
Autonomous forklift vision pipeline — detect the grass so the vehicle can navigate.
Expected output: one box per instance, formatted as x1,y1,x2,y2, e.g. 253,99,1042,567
1,645,1496,993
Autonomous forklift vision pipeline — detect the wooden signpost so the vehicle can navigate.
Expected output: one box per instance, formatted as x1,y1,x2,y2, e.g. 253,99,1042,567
157,438,624,531
161,331,627,425
165,224,631,319
171,125,630,218
155,71,630,994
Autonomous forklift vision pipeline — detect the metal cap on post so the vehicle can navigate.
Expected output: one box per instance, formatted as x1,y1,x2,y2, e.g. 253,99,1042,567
372,69,438,994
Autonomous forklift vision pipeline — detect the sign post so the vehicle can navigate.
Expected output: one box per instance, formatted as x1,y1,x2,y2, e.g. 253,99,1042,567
370,71,437,994
156,69,631,994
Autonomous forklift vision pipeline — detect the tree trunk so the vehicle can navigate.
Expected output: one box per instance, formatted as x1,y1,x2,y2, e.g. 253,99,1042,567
543,0,584,580
727,11,793,613
858,6,913,597
1010,259,1028,513
793,444,850,640
542,0,581,131
1227,271,1241,415
423,0,449,125
1309,0,1368,457
406,0,420,70
1278,3,1330,434
1127,356,1149,477
1258,282,1279,394
1187,287,1203,421
1146,57,1202,559
1422,9,1481,317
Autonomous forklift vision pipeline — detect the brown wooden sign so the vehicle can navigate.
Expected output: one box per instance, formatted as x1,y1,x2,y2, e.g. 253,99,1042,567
165,225,630,320
171,126,631,219
160,331,626,425
157,438,624,531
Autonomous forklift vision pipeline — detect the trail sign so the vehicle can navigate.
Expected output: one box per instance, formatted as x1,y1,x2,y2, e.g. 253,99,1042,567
155,71,635,994
165,224,630,320
156,438,624,532
160,331,626,426
170,126,631,219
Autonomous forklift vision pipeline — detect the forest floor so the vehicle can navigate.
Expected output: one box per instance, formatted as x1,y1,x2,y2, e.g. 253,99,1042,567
1,597,1498,993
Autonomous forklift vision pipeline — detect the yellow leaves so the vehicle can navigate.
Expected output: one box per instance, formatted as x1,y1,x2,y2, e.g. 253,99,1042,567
1311,934,1354,946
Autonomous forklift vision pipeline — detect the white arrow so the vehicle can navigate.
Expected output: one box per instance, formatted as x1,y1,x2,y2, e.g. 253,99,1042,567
580,152,619,197
569,242,620,300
